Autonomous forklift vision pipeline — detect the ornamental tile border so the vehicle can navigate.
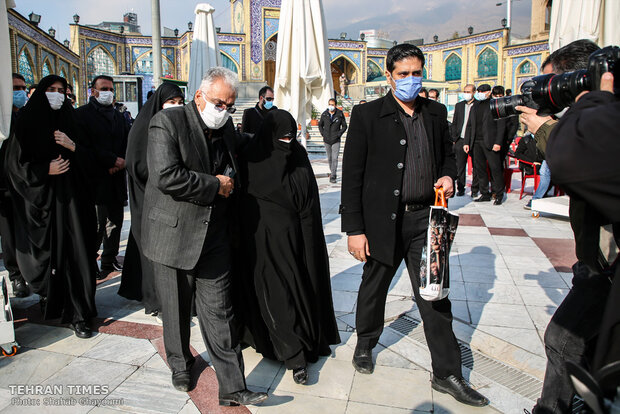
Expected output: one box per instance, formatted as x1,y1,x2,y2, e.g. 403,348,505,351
367,48,388,57
329,40,364,50
420,31,503,53
506,43,549,56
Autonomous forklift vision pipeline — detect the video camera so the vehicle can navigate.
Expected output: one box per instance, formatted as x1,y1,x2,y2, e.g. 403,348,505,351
491,45,619,119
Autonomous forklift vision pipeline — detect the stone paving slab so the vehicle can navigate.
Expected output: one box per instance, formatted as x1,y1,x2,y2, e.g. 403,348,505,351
0,157,581,413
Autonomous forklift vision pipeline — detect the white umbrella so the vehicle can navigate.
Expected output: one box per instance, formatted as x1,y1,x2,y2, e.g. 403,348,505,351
274,0,333,148
549,0,620,51
0,0,16,142
187,3,221,98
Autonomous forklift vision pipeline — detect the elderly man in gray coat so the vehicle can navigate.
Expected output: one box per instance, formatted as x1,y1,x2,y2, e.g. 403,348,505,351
141,67,267,406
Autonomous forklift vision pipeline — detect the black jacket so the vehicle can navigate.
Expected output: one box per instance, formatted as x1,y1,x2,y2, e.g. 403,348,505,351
340,93,456,266
450,100,476,144
142,102,242,270
547,91,620,224
474,99,507,150
318,108,347,144
241,103,277,134
75,98,129,204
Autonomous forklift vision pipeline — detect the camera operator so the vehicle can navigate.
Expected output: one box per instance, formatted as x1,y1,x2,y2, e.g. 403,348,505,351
526,47,620,413
517,40,600,210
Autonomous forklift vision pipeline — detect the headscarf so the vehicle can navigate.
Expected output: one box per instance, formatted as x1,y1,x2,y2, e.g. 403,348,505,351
125,82,184,186
15,75,74,164
246,109,311,205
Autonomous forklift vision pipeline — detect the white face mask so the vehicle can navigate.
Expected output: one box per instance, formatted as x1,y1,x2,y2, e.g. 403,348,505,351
95,91,114,106
162,103,183,110
200,95,230,130
462,93,473,102
46,92,65,110
328,105,335,112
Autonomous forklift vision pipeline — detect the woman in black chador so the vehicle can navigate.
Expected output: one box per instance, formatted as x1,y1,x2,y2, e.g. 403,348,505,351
5,75,98,338
241,109,340,384
119,82,184,316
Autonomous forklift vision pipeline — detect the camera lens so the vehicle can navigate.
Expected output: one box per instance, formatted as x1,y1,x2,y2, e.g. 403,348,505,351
529,70,590,114
490,95,524,119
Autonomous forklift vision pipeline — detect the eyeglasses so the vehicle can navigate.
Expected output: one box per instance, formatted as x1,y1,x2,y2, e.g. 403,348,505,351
204,94,236,114
264,97,274,101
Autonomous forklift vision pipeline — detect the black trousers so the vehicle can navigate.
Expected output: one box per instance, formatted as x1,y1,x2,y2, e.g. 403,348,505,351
533,265,610,414
0,194,22,282
454,139,468,193
473,141,504,197
355,208,462,379
95,202,124,265
153,222,246,396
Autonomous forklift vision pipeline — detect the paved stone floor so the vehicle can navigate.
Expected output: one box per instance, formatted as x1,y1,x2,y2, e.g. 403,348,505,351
0,156,576,414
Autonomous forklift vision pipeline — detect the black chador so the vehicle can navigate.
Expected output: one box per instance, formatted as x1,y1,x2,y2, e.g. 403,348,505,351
119,82,184,314
5,75,98,325
238,109,340,376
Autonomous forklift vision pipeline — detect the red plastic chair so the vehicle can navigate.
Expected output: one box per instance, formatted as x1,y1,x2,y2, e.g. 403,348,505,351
516,159,540,200
504,155,521,194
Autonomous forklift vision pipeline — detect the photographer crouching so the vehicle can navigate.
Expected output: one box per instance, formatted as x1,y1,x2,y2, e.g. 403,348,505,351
520,45,620,413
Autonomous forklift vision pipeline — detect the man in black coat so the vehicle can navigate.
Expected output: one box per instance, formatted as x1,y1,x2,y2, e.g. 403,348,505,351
341,44,488,408
450,84,477,197
141,67,267,406
76,75,129,275
241,85,276,134
318,98,347,183
472,84,506,205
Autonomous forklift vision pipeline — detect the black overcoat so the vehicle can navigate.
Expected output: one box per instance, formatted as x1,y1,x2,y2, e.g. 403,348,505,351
340,93,456,267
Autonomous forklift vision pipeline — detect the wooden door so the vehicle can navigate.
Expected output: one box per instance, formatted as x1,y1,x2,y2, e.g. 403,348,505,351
265,61,276,88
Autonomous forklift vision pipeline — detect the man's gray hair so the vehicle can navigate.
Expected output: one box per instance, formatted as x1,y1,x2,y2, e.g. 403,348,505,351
199,67,239,93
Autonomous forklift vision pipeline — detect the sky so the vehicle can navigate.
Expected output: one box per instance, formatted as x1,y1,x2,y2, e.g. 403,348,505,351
14,0,533,47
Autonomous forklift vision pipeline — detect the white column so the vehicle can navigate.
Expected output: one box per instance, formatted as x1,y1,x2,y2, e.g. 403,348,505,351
151,0,163,88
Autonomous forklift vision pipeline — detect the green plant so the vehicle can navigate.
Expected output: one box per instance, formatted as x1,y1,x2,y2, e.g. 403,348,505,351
311,105,320,120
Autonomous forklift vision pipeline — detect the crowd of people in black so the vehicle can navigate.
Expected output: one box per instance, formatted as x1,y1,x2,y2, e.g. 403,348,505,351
2,38,618,413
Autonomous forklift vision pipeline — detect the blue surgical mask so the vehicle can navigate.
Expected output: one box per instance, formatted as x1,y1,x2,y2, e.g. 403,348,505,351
392,75,423,102
13,90,28,108
460,92,473,102
474,92,487,101
264,100,274,110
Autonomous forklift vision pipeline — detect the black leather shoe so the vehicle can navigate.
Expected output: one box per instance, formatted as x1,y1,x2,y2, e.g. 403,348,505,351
11,277,30,298
219,389,268,406
431,375,489,407
456,189,465,197
171,370,191,392
71,321,92,339
473,194,491,202
352,346,374,374
293,367,308,384
493,197,503,205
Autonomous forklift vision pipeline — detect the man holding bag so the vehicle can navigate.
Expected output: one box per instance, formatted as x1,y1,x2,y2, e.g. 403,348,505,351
340,44,488,408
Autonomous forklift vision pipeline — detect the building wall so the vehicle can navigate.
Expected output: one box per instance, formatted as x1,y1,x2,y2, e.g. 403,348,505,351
8,10,80,99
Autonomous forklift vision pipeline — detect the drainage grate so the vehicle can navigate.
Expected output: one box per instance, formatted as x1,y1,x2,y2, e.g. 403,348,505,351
388,315,543,401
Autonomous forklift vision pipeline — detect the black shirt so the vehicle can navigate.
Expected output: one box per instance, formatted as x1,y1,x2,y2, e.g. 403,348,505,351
398,107,434,204
193,103,233,219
